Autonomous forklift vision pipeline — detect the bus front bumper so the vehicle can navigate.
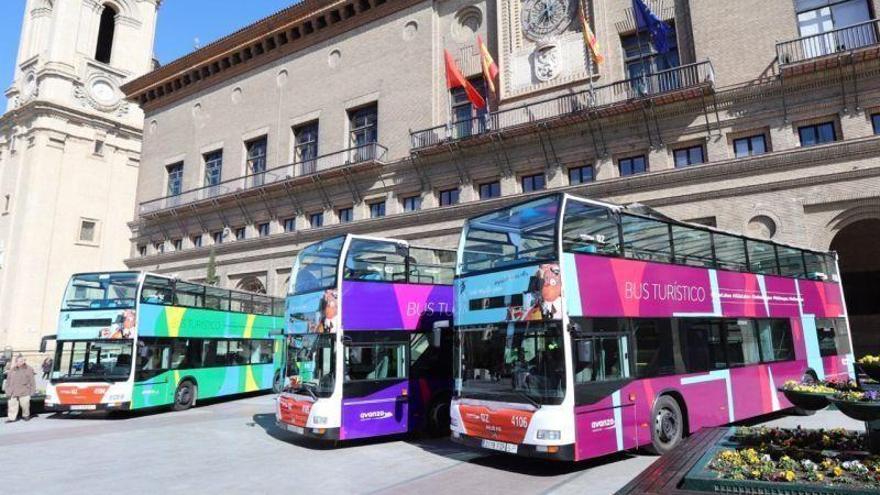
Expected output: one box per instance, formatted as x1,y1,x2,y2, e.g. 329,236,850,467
44,401,131,412
276,420,341,441
451,431,575,461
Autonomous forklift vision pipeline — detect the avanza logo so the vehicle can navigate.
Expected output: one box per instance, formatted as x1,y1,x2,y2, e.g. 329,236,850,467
359,410,394,420
591,418,615,431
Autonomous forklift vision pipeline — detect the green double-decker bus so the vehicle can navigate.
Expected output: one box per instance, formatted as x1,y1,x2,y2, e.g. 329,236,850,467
45,272,285,412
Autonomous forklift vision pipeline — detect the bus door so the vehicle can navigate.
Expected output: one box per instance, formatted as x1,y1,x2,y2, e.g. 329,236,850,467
341,333,410,439
571,323,636,458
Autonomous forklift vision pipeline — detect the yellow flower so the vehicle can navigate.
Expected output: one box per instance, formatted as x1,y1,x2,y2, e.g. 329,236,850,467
785,470,796,482
816,473,824,481
833,466,843,477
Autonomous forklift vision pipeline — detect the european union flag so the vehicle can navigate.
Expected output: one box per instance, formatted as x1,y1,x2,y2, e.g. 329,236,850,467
632,0,672,54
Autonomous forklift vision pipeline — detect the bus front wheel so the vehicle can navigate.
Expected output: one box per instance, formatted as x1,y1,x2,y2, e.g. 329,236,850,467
651,395,683,455
426,399,451,437
172,381,197,411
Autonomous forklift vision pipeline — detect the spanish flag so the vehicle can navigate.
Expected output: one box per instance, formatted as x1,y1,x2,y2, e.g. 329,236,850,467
579,0,604,65
477,35,499,95
444,49,486,109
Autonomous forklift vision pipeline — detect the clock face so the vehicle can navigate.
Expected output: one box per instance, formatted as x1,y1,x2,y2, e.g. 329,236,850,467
521,0,573,41
90,79,117,106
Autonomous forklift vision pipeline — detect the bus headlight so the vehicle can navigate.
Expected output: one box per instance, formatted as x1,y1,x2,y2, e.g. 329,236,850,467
537,430,561,441
312,416,328,425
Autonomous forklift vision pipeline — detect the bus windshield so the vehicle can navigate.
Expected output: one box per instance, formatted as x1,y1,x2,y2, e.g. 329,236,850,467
461,196,559,275
286,333,336,397
53,340,134,382
291,237,344,295
457,323,566,405
62,273,139,310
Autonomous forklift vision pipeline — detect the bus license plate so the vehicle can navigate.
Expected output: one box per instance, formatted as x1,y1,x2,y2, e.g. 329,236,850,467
481,439,518,454
286,424,305,435
70,405,96,411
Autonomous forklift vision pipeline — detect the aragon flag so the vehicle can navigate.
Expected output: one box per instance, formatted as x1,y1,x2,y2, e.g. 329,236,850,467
444,49,486,109
579,0,604,65
476,35,499,95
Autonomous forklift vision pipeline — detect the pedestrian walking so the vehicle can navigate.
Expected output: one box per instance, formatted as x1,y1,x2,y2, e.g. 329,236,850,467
5,354,36,423
41,356,53,380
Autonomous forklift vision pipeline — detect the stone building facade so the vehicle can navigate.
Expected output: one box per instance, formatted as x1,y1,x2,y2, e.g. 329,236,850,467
0,0,159,350
123,0,880,355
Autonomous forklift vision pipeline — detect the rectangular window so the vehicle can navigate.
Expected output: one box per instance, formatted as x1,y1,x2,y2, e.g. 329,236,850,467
633,319,678,377
562,201,621,256
349,104,378,149
568,165,594,185
873,114,880,135
798,122,837,147
450,77,488,139
369,200,386,218
673,145,705,168
402,195,421,212
479,181,501,199
621,27,680,87
338,207,353,223
619,155,647,176
439,188,459,207
257,223,270,237
795,0,873,58
79,219,97,243
815,318,852,357
293,121,319,174
235,227,246,241
137,245,147,257
191,235,202,248
679,319,726,373
154,242,165,254
166,162,184,196
283,217,296,232
246,137,268,185
724,320,761,367
671,225,714,268
621,214,672,263
733,135,767,158
310,212,324,228
571,318,630,384
204,150,223,186
712,232,748,272
777,245,806,278
172,238,183,251
757,319,795,362
93,140,105,156
345,343,407,381
521,174,546,193
747,240,779,275
212,231,223,245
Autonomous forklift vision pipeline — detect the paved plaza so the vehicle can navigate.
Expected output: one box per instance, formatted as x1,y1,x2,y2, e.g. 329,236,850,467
0,396,863,495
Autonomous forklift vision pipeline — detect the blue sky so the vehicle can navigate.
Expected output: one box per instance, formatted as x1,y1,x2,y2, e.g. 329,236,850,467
0,0,297,105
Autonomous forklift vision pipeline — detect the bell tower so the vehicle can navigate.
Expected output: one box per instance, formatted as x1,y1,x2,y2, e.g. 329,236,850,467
6,0,160,126
0,0,160,351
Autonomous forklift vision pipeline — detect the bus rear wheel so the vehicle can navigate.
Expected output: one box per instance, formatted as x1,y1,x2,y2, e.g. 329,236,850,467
172,381,196,411
650,395,683,455
426,399,450,437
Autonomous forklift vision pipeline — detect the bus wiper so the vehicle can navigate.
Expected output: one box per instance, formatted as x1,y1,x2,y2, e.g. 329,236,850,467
298,384,318,401
514,390,542,409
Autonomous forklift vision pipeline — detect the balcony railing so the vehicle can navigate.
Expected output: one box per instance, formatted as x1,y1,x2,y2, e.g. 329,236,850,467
139,143,387,216
411,61,714,151
777,18,880,66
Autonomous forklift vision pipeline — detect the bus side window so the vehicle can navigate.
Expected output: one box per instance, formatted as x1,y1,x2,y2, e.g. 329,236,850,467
815,318,851,357
757,319,794,362
562,202,620,256
141,277,174,305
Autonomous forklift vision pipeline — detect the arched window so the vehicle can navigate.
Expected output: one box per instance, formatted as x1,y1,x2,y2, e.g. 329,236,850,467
95,4,117,64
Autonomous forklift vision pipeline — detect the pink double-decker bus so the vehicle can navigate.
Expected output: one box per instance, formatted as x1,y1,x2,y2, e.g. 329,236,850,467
450,193,853,461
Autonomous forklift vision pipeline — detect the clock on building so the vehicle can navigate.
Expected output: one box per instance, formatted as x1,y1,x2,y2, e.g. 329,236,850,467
521,0,574,41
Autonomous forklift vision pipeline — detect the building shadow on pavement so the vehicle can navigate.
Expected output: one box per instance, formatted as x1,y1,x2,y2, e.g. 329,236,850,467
250,413,410,450
407,437,641,476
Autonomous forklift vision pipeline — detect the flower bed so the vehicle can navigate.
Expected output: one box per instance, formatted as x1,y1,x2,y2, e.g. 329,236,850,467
682,427,880,494
780,379,859,411
858,356,880,382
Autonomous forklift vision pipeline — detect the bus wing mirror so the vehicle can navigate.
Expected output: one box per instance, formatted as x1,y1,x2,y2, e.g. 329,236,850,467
40,335,57,354
577,340,593,364
432,321,449,348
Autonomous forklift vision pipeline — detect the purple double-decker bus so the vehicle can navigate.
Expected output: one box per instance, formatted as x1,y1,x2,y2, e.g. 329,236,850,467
276,235,455,441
